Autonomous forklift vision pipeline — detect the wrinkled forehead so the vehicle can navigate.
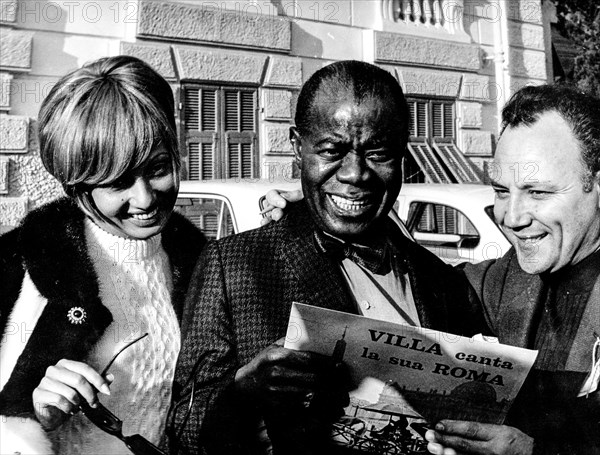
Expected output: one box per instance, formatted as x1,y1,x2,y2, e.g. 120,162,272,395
309,90,402,133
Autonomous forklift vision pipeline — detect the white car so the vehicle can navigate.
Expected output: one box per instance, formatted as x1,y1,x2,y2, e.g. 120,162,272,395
176,179,301,240
396,184,511,265
176,179,411,241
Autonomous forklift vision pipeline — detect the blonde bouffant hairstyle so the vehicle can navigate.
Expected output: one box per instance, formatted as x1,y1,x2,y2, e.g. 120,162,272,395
38,55,180,215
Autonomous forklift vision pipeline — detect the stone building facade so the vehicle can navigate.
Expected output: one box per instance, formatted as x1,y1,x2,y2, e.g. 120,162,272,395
0,0,553,230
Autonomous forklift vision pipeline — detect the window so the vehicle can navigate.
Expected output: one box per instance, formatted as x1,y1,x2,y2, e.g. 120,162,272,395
174,196,235,240
182,85,258,180
407,201,480,249
408,98,454,139
404,98,481,184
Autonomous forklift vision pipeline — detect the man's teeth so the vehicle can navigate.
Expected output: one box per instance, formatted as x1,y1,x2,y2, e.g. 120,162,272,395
520,234,546,244
131,208,158,220
331,195,367,211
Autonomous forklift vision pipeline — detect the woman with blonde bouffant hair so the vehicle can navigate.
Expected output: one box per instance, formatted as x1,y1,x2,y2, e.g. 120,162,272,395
0,55,205,454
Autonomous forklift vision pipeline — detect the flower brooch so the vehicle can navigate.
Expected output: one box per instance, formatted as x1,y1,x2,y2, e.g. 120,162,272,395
67,307,87,325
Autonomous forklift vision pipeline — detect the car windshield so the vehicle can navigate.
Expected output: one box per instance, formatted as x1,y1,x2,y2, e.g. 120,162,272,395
484,205,509,241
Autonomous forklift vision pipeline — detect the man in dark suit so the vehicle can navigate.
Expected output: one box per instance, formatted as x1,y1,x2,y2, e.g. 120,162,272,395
426,85,600,454
168,60,489,455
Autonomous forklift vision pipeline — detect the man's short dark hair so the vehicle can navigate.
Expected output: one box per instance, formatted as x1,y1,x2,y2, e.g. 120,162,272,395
295,60,410,149
501,84,600,190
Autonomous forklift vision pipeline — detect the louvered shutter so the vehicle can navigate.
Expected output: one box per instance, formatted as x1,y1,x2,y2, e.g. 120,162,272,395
433,138,481,183
408,99,428,138
224,89,256,179
432,101,454,138
182,85,257,180
184,87,218,180
443,103,453,138
407,139,453,183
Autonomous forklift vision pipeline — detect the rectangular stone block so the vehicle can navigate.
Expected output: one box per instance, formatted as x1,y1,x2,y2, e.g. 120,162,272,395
0,27,33,71
507,0,543,24
508,21,545,51
121,43,176,80
263,89,293,120
0,72,12,111
0,196,28,228
460,74,496,102
397,69,462,98
174,47,267,84
0,156,8,194
138,1,291,52
264,56,302,89
265,124,293,156
459,102,483,128
509,48,547,80
0,115,28,152
0,0,17,23
461,130,492,156
375,32,480,71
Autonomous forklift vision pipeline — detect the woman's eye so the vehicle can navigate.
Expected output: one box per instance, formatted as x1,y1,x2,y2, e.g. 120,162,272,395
148,161,171,177
109,175,134,190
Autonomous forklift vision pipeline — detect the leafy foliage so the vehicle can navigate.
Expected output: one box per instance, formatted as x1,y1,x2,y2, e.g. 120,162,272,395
551,0,600,97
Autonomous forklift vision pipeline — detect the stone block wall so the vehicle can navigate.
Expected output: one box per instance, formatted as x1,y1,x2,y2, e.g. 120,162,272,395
0,0,552,231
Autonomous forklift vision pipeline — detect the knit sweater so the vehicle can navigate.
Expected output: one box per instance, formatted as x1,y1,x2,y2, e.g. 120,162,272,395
51,219,181,454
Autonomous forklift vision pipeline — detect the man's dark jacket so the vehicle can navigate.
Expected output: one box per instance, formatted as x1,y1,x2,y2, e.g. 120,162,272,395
169,201,490,455
463,249,600,454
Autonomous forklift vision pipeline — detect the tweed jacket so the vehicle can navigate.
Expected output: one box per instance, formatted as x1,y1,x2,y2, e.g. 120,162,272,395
0,197,205,451
170,201,490,455
463,249,600,454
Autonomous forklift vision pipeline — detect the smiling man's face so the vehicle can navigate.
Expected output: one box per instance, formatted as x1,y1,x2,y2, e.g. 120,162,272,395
492,111,600,274
293,89,405,242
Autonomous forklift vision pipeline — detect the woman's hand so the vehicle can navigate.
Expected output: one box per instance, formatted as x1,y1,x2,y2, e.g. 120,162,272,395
32,359,112,430
260,189,304,226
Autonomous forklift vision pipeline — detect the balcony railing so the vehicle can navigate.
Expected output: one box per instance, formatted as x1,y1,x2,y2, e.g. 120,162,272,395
382,0,465,34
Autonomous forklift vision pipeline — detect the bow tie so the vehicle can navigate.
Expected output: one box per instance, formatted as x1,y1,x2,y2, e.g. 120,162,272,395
313,230,392,275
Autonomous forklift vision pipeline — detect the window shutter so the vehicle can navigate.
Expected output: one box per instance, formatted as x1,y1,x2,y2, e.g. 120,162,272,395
188,142,214,180
201,89,217,131
182,85,257,180
407,140,452,183
224,90,239,132
444,103,453,138
432,102,443,137
433,138,481,183
416,101,427,137
408,100,428,137
224,89,256,179
240,91,255,132
184,88,200,131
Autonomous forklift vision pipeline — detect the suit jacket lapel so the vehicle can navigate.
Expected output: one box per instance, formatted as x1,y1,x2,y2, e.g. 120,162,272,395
499,255,545,348
279,202,355,314
565,276,600,372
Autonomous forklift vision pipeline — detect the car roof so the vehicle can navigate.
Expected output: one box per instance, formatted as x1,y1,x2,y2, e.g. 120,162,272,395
400,183,495,205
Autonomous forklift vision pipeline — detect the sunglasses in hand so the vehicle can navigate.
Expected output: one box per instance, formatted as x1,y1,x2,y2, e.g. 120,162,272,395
80,333,167,455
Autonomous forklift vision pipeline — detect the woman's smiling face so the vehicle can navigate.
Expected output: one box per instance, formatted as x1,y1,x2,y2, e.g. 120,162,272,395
88,145,178,240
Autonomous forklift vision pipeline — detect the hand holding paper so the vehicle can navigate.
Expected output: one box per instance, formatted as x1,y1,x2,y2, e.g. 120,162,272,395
234,337,349,418
425,420,534,455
